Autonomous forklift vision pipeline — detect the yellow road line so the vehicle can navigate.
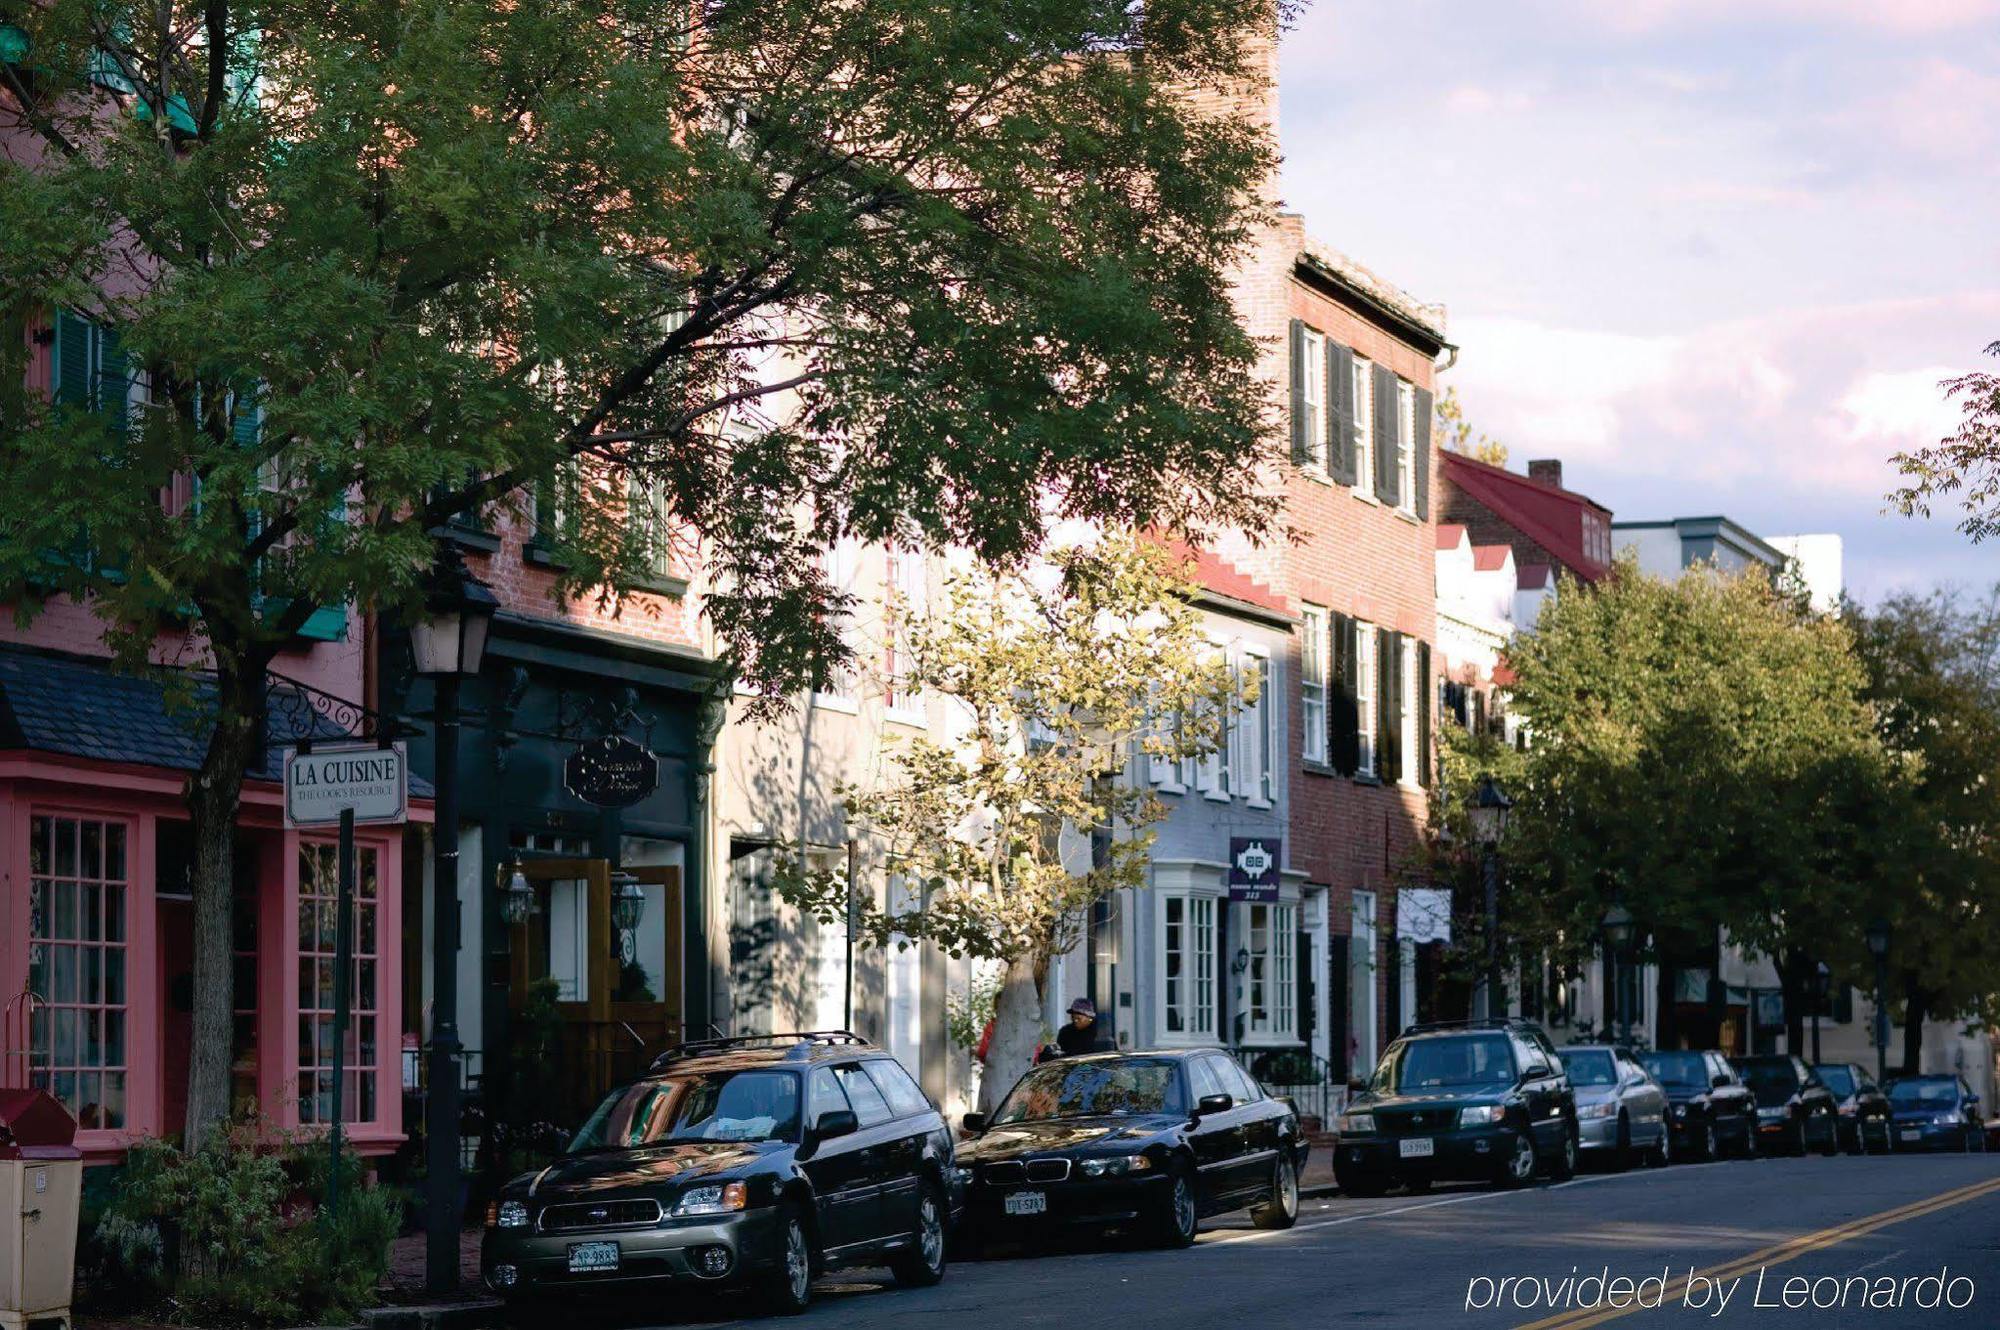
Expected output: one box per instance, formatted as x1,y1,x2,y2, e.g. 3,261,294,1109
1512,1173,2000,1330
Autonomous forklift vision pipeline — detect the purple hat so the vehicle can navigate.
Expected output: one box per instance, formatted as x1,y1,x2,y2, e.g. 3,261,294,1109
1068,997,1096,1019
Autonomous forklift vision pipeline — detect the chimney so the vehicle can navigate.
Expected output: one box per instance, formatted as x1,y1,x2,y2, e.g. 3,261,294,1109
1527,459,1564,490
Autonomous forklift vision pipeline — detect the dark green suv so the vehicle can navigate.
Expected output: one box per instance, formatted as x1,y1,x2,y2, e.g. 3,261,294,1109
1332,1019,1578,1195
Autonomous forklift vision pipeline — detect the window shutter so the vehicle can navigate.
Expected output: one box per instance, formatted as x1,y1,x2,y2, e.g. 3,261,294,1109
1378,628,1400,783
1416,640,1433,788
1413,386,1433,520
96,326,128,439
55,309,92,408
1327,934,1350,1083
231,384,261,449
1330,613,1359,776
1288,320,1311,465
1327,343,1355,484
1373,363,1398,506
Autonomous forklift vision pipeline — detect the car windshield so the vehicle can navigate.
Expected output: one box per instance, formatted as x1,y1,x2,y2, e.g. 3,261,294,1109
1375,1035,1515,1092
1559,1050,1617,1087
1735,1060,1802,1104
993,1059,1183,1124
1888,1080,1958,1106
1816,1066,1857,1097
569,1070,802,1150
1639,1052,1709,1089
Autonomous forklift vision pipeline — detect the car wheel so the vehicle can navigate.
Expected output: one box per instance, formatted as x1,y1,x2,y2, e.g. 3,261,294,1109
890,1182,948,1287
1153,1160,1199,1249
1696,1120,1716,1161
1252,1153,1299,1230
1612,1115,1632,1172
1818,1114,1840,1157
1552,1127,1578,1182
763,1204,814,1316
1649,1122,1672,1168
1791,1118,1808,1157
1497,1130,1539,1189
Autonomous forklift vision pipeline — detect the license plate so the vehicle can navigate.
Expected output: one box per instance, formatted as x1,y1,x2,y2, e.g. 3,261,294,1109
1398,1137,1435,1159
568,1241,620,1273
1901,1129,1921,1142
1004,1191,1047,1216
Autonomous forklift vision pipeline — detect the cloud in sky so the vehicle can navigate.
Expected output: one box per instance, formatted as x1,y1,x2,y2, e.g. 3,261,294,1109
1278,1,2000,601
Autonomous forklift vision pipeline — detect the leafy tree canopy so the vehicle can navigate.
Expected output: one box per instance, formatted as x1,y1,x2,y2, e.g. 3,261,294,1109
1890,343,2000,547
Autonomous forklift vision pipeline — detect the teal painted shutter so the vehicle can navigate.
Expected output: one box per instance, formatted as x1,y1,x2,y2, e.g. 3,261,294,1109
97,326,128,439
1413,386,1433,520
1416,640,1433,788
1373,363,1398,506
1327,343,1355,485
1379,629,1401,784
55,310,92,407
1330,613,1359,776
1288,320,1310,465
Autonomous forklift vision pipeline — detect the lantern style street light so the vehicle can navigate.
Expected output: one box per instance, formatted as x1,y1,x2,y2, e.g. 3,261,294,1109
413,547,497,1295
612,871,648,935
496,856,534,927
1811,960,1831,1065
1865,917,1892,1083
1600,904,1636,1045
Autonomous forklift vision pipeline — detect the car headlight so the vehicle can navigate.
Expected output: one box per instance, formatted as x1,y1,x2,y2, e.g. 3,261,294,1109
490,1199,530,1229
1671,1104,1688,1118
1079,1154,1153,1178
673,1182,748,1217
1577,1101,1617,1120
1936,1113,1961,1127
1458,1105,1505,1126
1338,1112,1376,1134
950,1166,973,1187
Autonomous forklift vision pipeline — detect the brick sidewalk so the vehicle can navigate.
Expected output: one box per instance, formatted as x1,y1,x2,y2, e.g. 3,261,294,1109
381,1227,487,1302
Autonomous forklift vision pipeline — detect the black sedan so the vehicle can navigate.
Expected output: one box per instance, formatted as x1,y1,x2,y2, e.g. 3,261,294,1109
1731,1055,1840,1156
955,1050,1307,1250
1812,1062,1892,1154
1637,1050,1756,1160
1885,1075,1988,1153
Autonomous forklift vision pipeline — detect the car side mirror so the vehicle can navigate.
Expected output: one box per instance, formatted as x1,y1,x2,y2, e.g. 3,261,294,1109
1193,1093,1233,1118
814,1109,859,1142
961,1112,988,1134
1711,1074,1730,1089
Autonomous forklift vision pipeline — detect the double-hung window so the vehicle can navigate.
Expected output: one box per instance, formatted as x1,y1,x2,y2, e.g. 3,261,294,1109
1246,651,1274,804
28,815,130,1130
813,538,859,707
1162,894,1217,1039
1300,606,1327,765
1299,329,1326,471
1350,355,1374,497
1198,643,1231,800
1399,637,1421,788
883,542,926,718
1395,381,1417,515
1244,902,1297,1041
1354,624,1379,778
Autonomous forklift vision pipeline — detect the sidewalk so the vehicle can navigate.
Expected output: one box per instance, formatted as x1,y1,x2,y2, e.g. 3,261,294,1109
1302,1133,1339,1197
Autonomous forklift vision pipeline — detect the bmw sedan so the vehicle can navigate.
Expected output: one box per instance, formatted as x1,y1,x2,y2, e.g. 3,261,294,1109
1637,1050,1756,1161
956,1050,1307,1250
1885,1076,1988,1153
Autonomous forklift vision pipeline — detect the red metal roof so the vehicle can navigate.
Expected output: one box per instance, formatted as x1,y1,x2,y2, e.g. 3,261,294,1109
1472,544,1513,572
1436,523,1469,550
1442,453,1611,583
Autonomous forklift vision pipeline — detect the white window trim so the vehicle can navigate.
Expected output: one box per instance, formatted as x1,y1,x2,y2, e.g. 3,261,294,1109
1239,900,1298,1046
1244,646,1274,809
1395,380,1417,517
1198,639,1232,803
1157,889,1220,1045
1351,889,1380,1074
1350,355,1376,503
883,543,928,726
1399,636,1422,790
1149,700,1188,794
1300,606,1327,767
1354,624,1379,779
812,537,861,712
1300,328,1327,474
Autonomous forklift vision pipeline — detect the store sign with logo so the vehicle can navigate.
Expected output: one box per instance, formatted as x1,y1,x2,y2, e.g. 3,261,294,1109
564,734,661,808
1227,836,1281,902
284,744,409,828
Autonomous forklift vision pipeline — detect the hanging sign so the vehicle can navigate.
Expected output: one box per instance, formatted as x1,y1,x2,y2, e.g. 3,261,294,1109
1227,836,1282,903
284,744,408,828
564,734,660,808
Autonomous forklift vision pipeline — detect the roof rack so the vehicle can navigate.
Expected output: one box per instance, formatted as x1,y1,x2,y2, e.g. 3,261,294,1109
649,1030,872,1070
1399,1018,1543,1037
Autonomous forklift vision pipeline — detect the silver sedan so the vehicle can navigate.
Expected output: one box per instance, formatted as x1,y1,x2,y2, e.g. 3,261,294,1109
1558,1045,1671,1170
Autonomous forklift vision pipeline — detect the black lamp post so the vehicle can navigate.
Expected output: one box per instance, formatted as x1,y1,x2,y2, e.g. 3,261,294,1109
1600,904,1636,1045
1865,917,1891,1083
1810,961,1831,1066
411,547,497,1294
1468,776,1513,1020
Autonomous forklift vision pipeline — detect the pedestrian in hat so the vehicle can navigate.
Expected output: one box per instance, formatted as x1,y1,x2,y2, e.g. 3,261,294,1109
1055,996,1103,1056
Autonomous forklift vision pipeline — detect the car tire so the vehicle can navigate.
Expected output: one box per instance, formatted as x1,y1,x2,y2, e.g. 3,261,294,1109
889,1182,948,1288
1496,1129,1539,1189
1818,1114,1840,1157
1648,1122,1672,1168
1789,1118,1808,1157
763,1203,815,1316
1153,1160,1199,1249
1612,1115,1632,1172
1252,1153,1299,1230
1552,1126,1578,1182
1695,1120,1716,1162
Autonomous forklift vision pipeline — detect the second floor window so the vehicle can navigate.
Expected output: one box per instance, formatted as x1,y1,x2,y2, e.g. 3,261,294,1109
1350,355,1374,496
883,542,926,715
1396,381,1416,515
1300,607,1327,765
1354,624,1379,778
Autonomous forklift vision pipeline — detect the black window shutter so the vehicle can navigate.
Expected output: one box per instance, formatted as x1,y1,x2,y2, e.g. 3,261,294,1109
1288,320,1311,465
1327,933,1350,1083
1327,343,1355,484
1378,627,1400,784
1373,363,1399,506
1416,640,1433,788
1413,386,1433,520
1330,613,1359,776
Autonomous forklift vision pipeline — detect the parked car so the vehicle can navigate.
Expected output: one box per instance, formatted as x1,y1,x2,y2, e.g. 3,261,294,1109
955,1049,1307,1250
1884,1075,1988,1153
1334,1019,1577,1195
1636,1050,1756,1160
480,1031,954,1319
1812,1062,1892,1154
1730,1055,1840,1156
1558,1045,1671,1169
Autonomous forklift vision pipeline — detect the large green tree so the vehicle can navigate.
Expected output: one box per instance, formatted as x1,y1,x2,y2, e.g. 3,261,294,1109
1462,558,1887,1047
0,0,1280,1142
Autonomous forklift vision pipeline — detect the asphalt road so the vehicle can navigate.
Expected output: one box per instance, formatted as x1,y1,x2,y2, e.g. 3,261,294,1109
587,1151,2000,1329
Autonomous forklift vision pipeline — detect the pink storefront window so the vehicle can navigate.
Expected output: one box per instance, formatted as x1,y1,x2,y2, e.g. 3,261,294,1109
296,842,379,1124
27,815,129,1130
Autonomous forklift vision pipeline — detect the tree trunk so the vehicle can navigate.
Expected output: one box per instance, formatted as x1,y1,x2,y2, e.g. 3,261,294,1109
1899,975,1928,1078
182,663,264,1151
1778,948,1806,1057
977,954,1045,1115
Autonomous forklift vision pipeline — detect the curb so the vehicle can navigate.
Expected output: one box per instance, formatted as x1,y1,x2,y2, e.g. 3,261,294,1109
1301,1182,1340,1199
359,1302,502,1330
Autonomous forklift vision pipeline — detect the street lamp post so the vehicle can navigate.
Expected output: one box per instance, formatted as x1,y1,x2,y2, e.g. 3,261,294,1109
1468,777,1513,1020
1865,917,1891,1084
411,548,497,1295
1811,961,1830,1066
1600,904,1636,1045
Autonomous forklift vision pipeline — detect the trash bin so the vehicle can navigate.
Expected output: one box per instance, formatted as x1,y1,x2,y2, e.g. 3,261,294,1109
0,1089,82,1330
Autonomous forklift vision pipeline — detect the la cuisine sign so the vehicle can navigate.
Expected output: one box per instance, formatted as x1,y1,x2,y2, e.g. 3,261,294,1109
284,744,410,828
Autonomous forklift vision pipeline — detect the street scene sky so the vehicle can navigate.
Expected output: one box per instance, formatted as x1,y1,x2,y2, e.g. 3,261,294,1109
1280,0,1999,602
